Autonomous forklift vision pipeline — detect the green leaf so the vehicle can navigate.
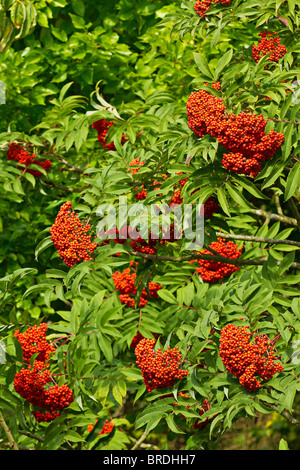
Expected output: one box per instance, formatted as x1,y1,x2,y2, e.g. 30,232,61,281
279,438,289,450
284,162,300,201
217,187,231,216
193,52,214,79
214,49,233,80
157,289,178,305
35,236,53,260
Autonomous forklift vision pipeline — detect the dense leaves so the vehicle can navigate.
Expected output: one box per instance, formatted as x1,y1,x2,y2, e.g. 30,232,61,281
0,0,300,451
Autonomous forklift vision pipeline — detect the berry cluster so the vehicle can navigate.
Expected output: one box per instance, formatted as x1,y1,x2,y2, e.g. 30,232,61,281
135,338,189,392
92,119,126,150
7,142,51,177
191,237,243,283
14,323,55,369
112,266,161,308
186,89,284,177
13,324,73,423
128,160,220,219
219,324,284,392
252,31,287,65
130,331,159,349
87,419,114,435
50,201,97,267
194,0,231,18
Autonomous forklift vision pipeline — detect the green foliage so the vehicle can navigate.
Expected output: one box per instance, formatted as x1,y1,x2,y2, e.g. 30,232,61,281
0,0,300,452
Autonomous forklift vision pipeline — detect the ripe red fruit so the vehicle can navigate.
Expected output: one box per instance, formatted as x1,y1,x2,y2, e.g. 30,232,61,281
7,142,51,177
92,119,126,150
191,237,243,282
14,324,73,423
186,89,284,177
50,201,97,267
135,338,189,392
252,31,287,65
112,266,162,308
219,324,284,392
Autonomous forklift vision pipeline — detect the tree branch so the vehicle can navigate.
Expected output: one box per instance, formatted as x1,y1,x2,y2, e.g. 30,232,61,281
215,232,300,248
0,411,18,450
288,198,300,230
41,180,88,193
129,250,300,270
250,209,298,227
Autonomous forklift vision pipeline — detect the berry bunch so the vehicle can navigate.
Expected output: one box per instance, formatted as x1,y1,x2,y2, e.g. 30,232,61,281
186,89,284,177
135,338,189,392
7,142,51,177
87,419,114,435
191,237,243,283
130,331,159,349
13,324,73,423
50,201,97,267
168,173,220,219
112,266,161,308
92,119,126,150
14,323,55,369
219,324,284,392
252,31,287,65
194,0,231,18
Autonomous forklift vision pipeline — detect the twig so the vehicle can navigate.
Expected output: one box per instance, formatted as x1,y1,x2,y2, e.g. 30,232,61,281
0,411,18,450
129,250,300,269
288,198,300,229
250,209,298,227
131,430,149,450
215,232,300,247
42,180,88,193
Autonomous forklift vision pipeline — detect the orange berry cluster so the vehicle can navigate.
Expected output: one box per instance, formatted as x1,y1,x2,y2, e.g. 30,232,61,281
129,158,162,201
92,119,126,150
14,323,55,369
13,324,73,423
219,324,284,392
112,267,162,308
252,31,287,65
7,142,51,177
50,201,97,267
128,161,220,219
191,237,243,283
130,331,159,349
194,0,231,18
87,419,114,435
135,338,189,392
186,89,284,177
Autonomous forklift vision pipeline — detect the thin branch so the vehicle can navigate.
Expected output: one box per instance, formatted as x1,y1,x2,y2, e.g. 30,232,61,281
215,232,300,248
51,153,85,174
131,430,149,450
250,209,298,227
129,250,300,269
288,198,300,229
41,180,88,193
0,411,18,450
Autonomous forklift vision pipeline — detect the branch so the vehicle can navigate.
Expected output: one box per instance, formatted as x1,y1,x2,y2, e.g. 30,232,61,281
250,209,298,227
288,198,300,229
131,430,149,450
0,411,18,450
41,180,88,193
215,232,300,248
129,250,300,270
52,153,85,174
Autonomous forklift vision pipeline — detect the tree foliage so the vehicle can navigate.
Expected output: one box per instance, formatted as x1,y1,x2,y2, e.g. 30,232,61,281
0,0,300,451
